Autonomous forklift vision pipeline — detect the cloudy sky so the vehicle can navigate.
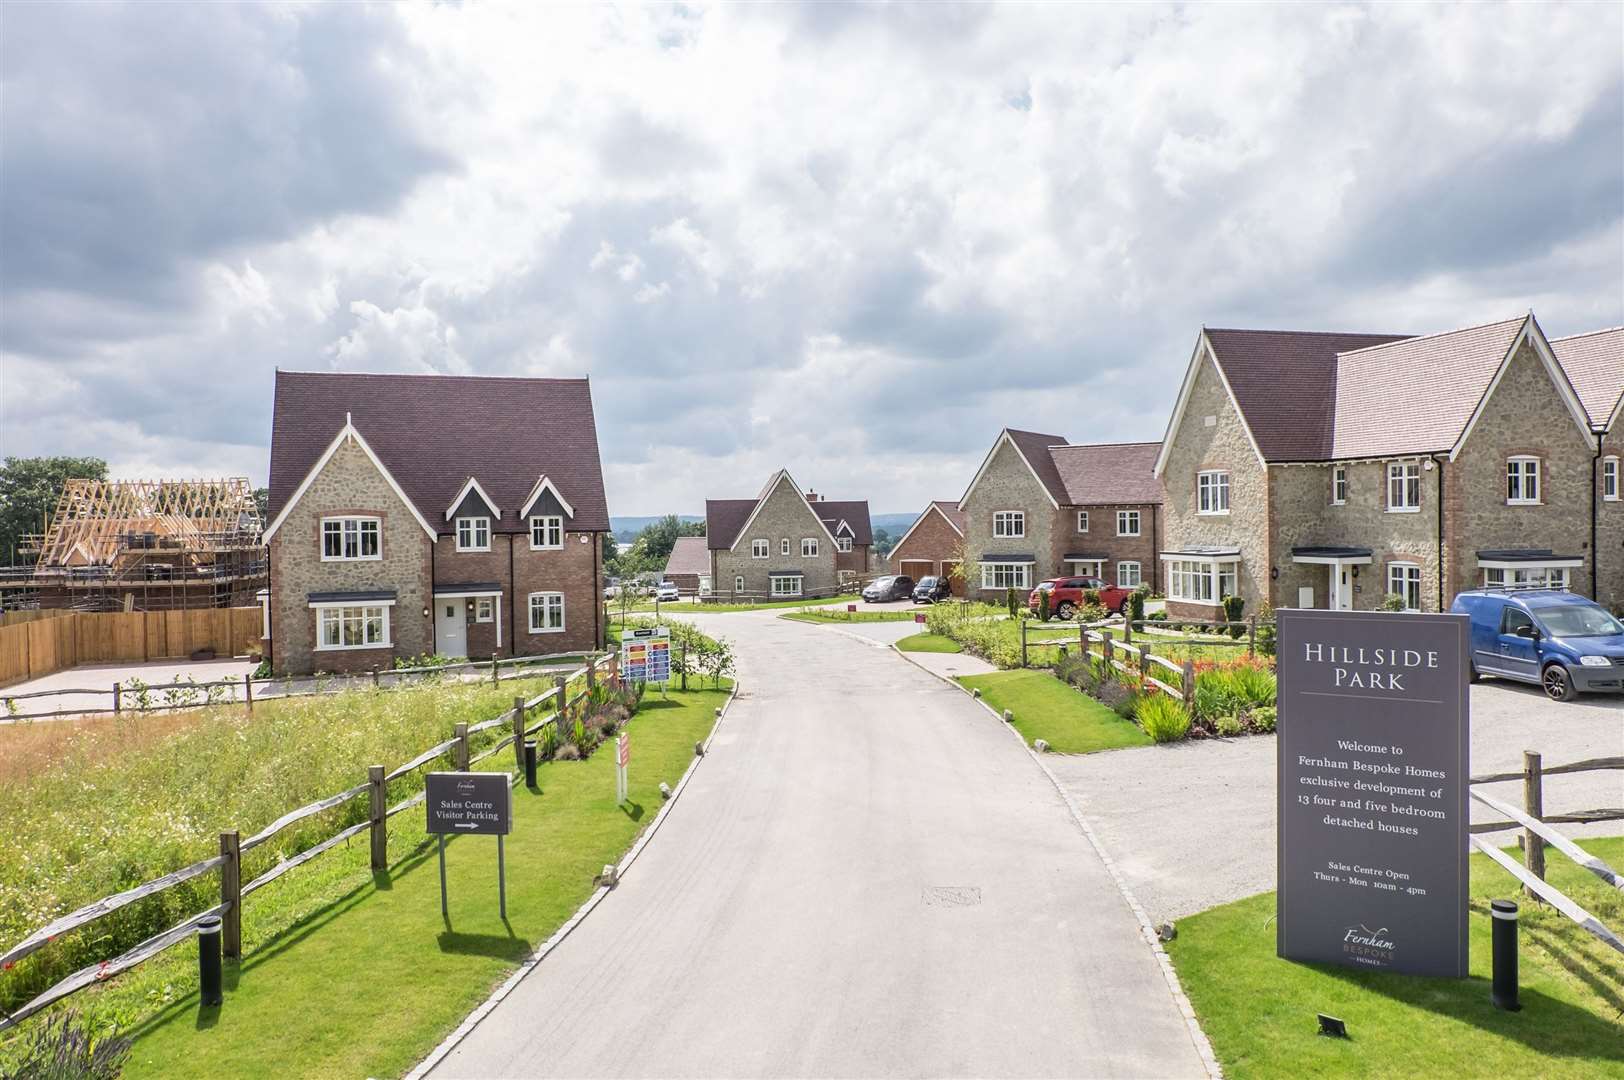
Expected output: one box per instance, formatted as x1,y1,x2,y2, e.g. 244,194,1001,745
2,2,1620,515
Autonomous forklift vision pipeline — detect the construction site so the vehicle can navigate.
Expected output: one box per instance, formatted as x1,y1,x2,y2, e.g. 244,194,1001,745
0,477,267,612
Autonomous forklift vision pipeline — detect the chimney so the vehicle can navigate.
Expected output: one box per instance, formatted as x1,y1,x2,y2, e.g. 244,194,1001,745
806,489,822,502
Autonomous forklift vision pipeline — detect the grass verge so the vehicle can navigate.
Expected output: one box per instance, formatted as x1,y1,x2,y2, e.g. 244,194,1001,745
606,595,854,616
1167,836,1624,1079
780,609,918,625
954,670,1151,754
895,633,963,653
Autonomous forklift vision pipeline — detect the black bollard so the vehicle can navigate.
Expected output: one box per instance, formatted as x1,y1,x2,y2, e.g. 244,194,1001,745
523,739,538,787
197,914,223,1007
1491,899,1520,1011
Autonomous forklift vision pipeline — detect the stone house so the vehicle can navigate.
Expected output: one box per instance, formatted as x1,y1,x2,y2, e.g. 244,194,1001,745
888,500,967,593
661,535,710,595
1552,326,1624,611
263,371,609,674
704,470,872,598
957,430,1164,602
1154,313,1601,619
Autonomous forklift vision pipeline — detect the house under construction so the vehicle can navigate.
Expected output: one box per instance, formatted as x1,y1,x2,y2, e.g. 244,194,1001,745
1,478,267,611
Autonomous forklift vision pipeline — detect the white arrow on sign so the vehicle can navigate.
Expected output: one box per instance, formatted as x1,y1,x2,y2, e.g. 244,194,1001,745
454,822,478,830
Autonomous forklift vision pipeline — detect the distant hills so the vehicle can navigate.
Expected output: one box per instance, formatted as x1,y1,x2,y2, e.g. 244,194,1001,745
612,511,922,543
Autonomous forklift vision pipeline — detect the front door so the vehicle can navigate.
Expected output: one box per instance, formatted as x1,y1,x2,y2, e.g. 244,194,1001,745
1332,565,1353,611
436,600,467,659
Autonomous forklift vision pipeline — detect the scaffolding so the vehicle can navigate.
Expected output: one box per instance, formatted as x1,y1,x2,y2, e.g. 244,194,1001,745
2,478,267,612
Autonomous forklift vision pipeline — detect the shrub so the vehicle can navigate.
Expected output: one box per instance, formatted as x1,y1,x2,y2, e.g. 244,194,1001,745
1250,705,1278,732
1192,672,1240,722
1005,587,1019,617
1146,610,1167,622
6,1009,131,1080
1082,588,1101,607
1038,588,1051,622
1380,593,1407,612
1078,601,1107,624
1214,713,1246,737
1255,602,1277,658
1094,677,1136,715
554,742,582,761
1231,664,1278,708
1137,694,1192,743
1127,588,1146,625
251,658,272,680
1221,595,1245,639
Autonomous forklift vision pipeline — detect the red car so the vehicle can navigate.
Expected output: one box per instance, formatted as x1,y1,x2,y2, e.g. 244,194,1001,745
1028,576,1132,620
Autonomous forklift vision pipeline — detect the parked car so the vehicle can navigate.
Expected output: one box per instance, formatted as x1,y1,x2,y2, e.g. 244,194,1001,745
862,575,914,602
654,581,681,602
1451,588,1624,701
912,576,952,603
1029,576,1133,620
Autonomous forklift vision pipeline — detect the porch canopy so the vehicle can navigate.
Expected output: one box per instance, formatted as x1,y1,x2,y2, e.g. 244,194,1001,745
1290,546,1373,565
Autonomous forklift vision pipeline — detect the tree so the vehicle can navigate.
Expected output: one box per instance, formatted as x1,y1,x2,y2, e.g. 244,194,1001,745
0,456,108,565
609,515,704,578
602,532,619,568
252,487,269,524
872,527,894,556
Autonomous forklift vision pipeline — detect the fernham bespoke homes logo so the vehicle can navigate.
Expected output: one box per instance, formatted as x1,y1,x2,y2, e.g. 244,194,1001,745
1342,922,1397,966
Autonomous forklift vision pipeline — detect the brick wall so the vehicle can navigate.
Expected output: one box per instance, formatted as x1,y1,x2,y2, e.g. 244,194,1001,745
1051,502,1160,591
712,475,838,596
1598,430,1623,611
889,508,962,578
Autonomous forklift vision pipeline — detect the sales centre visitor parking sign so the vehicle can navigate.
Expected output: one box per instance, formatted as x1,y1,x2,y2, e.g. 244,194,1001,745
1276,609,1469,978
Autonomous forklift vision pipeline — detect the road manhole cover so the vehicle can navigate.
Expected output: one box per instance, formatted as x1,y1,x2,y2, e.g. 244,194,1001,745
922,886,982,908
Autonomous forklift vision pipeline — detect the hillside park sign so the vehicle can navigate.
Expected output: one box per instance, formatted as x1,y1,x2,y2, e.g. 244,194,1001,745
1276,609,1470,978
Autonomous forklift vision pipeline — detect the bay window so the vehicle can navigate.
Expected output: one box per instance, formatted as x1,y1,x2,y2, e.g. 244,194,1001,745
980,562,1031,590
1164,558,1239,603
316,605,390,650
770,574,802,597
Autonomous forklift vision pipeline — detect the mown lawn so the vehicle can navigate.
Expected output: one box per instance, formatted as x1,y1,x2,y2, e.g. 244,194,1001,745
1168,836,1624,1079
113,683,732,1079
780,608,919,625
895,632,963,653
955,669,1151,754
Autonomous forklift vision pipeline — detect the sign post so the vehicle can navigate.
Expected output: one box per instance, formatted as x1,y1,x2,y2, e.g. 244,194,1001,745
616,732,630,804
426,771,514,920
1276,609,1469,977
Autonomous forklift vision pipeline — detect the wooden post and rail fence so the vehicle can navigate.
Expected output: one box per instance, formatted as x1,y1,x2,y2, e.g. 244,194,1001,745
1017,614,1270,707
0,652,619,1032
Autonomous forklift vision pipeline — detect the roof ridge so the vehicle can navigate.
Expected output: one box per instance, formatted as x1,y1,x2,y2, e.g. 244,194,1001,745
277,369,591,384
1204,327,1408,339
1335,313,1528,358
1051,440,1162,450
1004,427,1069,442
1549,325,1624,342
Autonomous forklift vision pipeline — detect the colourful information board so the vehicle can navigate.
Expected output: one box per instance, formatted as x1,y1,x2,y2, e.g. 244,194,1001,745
620,625,671,685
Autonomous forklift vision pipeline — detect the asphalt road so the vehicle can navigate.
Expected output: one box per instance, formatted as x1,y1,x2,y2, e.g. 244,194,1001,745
429,609,1208,1079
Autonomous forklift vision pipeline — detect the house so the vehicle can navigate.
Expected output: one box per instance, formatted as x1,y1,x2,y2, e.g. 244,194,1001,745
263,371,609,674
704,471,872,599
662,535,710,595
1153,313,1600,619
1551,326,1624,610
889,500,967,592
957,430,1164,601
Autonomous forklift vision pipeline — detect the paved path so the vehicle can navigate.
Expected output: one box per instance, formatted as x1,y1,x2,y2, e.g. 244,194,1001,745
431,609,1208,1078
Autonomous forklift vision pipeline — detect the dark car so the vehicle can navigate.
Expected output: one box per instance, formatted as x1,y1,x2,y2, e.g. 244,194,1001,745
1451,588,1624,701
862,575,915,602
912,576,952,603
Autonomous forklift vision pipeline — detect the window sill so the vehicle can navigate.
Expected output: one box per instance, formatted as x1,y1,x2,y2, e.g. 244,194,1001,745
320,555,383,563
528,626,565,635
315,641,393,652
1196,510,1230,517
529,543,564,551
455,546,492,553
1505,500,1542,507
1117,533,1142,538
1385,507,1421,514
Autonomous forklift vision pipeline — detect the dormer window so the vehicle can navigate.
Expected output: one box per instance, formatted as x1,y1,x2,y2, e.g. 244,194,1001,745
456,516,491,552
836,536,852,553
1506,456,1540,505
530,515,563,550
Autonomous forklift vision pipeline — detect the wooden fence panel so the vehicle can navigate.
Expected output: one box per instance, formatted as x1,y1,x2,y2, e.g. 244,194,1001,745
0,608,259,685
0,621,31,685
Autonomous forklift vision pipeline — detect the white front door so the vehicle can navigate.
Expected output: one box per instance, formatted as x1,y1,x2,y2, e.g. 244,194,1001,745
1332,564,1353,610
436,600,467,658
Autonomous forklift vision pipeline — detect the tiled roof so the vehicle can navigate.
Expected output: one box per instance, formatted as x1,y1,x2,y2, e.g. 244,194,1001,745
1550,327,1624,432
663,535,711,576
814,500,873,545
1331,316,1527,459
1049,442,1163,505
929,500,967,534
704,499,757,550
1204,329,1412,461
1005,429,1071,504
268,371,609,533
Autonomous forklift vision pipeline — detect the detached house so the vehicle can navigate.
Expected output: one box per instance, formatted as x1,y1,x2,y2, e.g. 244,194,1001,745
662,535,710,595
263,371,609,674
957,430,1164,600
1551,327,1624,610
705,471,872,599
1154,313,1602,619
889,500,967,593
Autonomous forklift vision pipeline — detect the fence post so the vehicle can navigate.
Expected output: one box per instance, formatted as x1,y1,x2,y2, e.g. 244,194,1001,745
454,723,470,771
586,655,596,690
1123,617,1132,645
1248,615,1257,657
113,682,122,715
680,638,688,691
554,675,568,720
243,674,253,715
1020,619,1028,668
512,696,526,770
368,765,387,871
491,653,500,686
1523,751,1544,897
1182,660,1195,707
219,830,241,959
609,652,620,690
370,667,380,691
1103,630,1114,666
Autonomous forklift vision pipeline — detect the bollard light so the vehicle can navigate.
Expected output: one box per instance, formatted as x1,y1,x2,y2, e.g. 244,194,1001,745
197,914,223,1007
1491,899,1520,1011
523,739,538,788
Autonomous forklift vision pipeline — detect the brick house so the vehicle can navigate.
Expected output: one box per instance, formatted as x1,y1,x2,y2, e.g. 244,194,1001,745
661,535,710,595
1551,326,1624,610
705,471,872,599
263,371,609,674
957,430,1164,601
888,500,967,593
1153,313,1600,619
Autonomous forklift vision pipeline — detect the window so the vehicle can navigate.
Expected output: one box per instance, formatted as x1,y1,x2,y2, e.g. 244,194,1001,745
528,592,564,633
770,575,802,597
733,575,744,592
321,517,380,561
1485,566,1570,590
1166,559,1238,603
781,538,791,556
316,605,390,650
1117,510,1141,536
456,516,491,551
980,562,1031,590
1387,562,1422,611
1506,456,1540,505
1332,466,1347,505
1117,561,1142,588
1076,511,1089,533
1604,457,1620,501
1500,606,1534,637
802,538,819,557
836,536,853,553
1197,471,1230,514
474,597,494,623
1386,462,1420,512
751,539,769,559
993,511,1025,538
529,515,562,549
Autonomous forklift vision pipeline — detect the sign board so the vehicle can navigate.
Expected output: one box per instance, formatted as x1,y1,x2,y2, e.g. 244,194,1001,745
620,626,671,685
426,771,512,835
848,604,857,613
1276,609,1469,978
914,612,927,624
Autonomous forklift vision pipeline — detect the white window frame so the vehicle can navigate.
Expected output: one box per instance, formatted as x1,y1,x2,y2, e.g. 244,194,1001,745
474,597,494,623
781,537,792,556
1506,456,1540,505
770,574,802,597
1604,456,1619,501
456,516,491,552
320,516,381,562
1117,561,1142,588
1164,558,1237,604
1116,510,1141,537
527,591,565,634
1332,465,1347,505
801,537,819,557
979,562,1031,590
314,603,392,651
1076,511,1089,533
836,536,853,553
1485,566,1571,590
529,515,563,550
1386,461,1421,513
751,539,769,559
733,575,745,592
992,510,1025,539
1387,562,1422,612
1196,470,1230,515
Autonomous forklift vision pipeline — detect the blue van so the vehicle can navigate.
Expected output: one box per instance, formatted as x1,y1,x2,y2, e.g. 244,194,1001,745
1450,589,1624,701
